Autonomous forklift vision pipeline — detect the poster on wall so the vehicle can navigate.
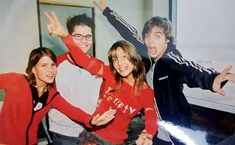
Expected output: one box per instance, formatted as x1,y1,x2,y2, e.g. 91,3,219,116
37,0,95,56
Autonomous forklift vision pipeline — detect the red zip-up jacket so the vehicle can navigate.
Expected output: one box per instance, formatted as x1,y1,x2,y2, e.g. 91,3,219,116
0,73,92,145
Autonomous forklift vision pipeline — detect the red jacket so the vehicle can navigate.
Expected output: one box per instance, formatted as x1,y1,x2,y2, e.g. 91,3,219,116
0,73,92,145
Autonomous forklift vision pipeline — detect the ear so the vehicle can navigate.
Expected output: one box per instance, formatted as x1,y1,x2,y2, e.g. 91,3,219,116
32,67,36,74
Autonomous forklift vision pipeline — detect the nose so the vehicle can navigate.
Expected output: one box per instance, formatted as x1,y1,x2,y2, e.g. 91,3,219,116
81,36,88,42
116,57,123,65
48,65,55,72
148,35,155,43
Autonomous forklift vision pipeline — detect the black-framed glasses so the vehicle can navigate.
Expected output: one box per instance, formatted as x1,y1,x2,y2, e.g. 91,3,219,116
72,33,93,41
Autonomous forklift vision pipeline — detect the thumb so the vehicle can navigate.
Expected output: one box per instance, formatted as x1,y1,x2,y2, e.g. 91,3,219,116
217,88,225,96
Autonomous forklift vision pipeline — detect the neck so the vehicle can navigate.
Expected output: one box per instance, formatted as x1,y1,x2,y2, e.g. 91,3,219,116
123,75,135,87
154,46,167,61
35,83,47,97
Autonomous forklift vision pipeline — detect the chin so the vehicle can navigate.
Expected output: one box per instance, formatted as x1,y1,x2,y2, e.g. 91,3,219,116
46,79,54,84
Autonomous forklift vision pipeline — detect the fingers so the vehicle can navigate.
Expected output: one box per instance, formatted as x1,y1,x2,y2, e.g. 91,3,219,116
226,73,235,83
136,132,152,145
44,11,58,24
219,65,232,80
217,89,225,96
92,109,116,126
93,0,107,11
43,11,54,23
52,11,59,23
221,65,232,74
93,1,99,7
47,25,52,35
98,109,116,121
105,108,116,116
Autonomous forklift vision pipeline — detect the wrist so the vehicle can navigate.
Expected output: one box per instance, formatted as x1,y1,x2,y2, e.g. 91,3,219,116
59,31,68,38
89,117,96,127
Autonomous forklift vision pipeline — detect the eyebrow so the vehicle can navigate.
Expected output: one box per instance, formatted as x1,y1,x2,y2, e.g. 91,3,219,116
73,33,92,35
153,31,163,34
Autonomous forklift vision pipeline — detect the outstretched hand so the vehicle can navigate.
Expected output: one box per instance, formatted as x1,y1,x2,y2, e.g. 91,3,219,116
44,11,68,37
93,0,108,11
136,130,153,145
91,108,116,126
212,65,232,96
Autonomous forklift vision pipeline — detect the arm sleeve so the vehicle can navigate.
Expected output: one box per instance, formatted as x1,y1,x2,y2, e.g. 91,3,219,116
0,73,20,89
51,93,92,128
167,51,219,90
140,89,158,136
103,7,151,71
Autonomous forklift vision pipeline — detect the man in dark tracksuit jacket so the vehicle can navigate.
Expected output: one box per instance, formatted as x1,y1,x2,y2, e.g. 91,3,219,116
96,4,232,145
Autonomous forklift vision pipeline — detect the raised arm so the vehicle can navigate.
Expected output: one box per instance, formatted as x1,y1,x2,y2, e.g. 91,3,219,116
94,0,151,71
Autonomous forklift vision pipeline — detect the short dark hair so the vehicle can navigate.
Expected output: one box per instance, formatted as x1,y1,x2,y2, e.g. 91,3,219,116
66,14,94,35
142,16,173,42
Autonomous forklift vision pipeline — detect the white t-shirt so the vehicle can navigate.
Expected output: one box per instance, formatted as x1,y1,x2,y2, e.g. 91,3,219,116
49,59,102,137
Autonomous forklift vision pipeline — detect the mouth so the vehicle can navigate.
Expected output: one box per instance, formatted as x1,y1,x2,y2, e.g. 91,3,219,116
80,45,88,49
47,74,55,79
148,47,157,54
118,66,128,74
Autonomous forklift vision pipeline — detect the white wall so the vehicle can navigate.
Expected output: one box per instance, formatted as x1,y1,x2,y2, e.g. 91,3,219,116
0,0,39,73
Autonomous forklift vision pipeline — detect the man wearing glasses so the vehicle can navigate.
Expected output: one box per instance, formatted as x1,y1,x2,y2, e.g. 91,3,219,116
48,14,103,145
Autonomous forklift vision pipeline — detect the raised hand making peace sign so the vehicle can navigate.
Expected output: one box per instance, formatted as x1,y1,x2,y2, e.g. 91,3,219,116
44,11,68,37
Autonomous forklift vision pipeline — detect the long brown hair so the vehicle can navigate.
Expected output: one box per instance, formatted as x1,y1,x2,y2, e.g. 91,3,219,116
25,47,57,87
108,40,146,94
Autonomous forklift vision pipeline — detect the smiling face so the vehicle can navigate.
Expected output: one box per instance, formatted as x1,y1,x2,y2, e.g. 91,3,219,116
112,47,134,80
144,26,168,60
71,25,93,53
32,56,57,87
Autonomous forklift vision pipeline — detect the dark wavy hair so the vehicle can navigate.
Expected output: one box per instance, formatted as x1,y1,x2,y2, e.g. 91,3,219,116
108,40,146,94
25,47,57,86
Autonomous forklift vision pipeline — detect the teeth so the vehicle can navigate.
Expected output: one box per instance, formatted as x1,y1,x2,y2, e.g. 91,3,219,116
119,66,127,72
80,45,87,48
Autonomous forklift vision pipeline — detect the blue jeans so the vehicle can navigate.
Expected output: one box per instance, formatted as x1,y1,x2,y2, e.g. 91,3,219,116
52,132,80,145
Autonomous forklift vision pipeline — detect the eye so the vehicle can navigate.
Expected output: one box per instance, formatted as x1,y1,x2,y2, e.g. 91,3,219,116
153,33,161,38
119,54,127,59
85,35,92,40
145,34,150,39
112,57,117,62
75,34,83,39
41,64,47,67
51,63,57,67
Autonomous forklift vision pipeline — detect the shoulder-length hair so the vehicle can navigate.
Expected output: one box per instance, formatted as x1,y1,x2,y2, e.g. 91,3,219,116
25,47,57,87
108,40,146,94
